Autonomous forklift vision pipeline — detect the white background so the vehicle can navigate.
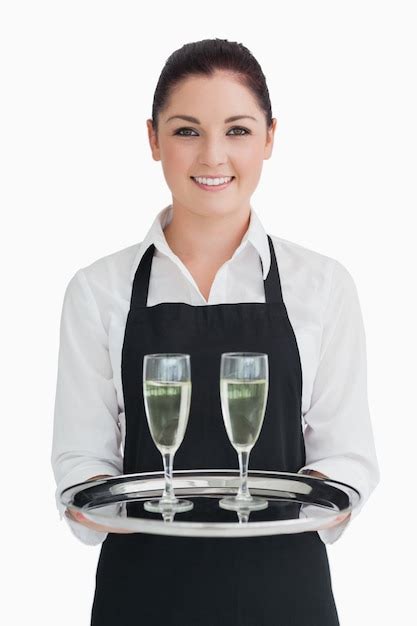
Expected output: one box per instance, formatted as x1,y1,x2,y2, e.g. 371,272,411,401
1,1,415,623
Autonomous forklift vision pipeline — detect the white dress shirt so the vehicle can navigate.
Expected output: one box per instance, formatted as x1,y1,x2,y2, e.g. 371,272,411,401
51,203,380,547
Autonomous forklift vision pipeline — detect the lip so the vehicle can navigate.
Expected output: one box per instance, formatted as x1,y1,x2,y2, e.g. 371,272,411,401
192,175,234,178
191,176,235,192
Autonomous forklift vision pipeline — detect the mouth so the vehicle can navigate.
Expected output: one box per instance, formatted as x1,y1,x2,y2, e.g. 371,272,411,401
190,176,235,191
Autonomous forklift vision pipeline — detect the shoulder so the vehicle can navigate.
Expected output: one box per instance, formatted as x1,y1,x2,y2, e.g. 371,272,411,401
69,241,142,294
268,233,358,308
61,241,143,321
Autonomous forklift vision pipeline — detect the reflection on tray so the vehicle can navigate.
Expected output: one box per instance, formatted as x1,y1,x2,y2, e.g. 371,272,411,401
125,498,304,523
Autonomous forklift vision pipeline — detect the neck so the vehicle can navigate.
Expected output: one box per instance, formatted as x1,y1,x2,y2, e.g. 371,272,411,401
163,203,251,264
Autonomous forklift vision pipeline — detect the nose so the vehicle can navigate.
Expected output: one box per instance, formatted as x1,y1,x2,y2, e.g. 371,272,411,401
197,137,228,168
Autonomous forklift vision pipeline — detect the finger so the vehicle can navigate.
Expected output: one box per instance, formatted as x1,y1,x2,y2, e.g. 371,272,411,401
65,508,134,533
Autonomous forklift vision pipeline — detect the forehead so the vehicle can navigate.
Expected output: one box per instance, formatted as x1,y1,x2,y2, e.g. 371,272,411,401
164,73,260,119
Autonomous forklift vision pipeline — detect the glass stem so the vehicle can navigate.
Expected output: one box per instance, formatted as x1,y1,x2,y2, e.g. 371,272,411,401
237,450,251,499
161,451,176,502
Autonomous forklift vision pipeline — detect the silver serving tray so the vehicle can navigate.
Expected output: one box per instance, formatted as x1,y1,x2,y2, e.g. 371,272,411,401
60,469,361,538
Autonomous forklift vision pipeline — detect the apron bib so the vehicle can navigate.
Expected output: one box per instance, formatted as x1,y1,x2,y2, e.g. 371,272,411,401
91,236,340,625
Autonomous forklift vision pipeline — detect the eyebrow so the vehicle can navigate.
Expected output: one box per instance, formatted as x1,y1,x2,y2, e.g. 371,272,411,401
165,114,258,124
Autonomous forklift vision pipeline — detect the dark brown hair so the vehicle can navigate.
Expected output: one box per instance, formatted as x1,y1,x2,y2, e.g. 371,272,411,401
151,38,273,135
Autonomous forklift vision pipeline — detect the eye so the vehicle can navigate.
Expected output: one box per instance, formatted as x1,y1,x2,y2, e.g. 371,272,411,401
174,128,198,137
173,126,251,137
228,126,251,136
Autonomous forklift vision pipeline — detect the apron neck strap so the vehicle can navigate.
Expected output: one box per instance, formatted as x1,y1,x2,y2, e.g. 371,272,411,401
264,234,284,304
131,234,283,307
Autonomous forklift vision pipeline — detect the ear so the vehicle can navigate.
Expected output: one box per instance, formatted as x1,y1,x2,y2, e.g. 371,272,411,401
147,119,161,161
264,118,278,160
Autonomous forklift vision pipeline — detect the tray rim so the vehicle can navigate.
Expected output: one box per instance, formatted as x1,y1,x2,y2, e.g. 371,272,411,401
60,469,361,538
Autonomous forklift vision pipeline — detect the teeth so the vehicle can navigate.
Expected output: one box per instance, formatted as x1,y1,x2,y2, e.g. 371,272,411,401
193,176,232,186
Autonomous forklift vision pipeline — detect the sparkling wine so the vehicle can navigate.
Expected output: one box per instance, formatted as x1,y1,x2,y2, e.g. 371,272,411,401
143,380,192,453
220,378,268,451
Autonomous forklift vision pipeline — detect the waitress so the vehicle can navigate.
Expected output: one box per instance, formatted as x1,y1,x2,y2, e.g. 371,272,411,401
51,38,380,625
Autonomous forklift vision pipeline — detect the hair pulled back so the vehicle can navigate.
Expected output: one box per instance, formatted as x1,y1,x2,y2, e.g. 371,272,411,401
151,38,273,134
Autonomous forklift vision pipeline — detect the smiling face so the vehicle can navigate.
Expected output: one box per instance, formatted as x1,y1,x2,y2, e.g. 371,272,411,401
147,71,277,220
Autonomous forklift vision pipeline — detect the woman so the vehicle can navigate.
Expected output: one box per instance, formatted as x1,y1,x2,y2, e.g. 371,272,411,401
51,38,380,625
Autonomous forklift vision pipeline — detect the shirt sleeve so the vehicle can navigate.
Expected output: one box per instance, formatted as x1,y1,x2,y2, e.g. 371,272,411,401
51,269,123,546
298,259,380,545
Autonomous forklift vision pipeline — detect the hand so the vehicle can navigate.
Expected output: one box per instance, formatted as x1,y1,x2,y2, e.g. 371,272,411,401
334,511,352,524
65,474,134,534
300,470,352,524
300,469,329,479
65,506,135,533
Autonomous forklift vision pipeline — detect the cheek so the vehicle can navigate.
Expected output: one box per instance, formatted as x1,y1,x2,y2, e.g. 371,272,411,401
162,144,193,175
232,143,264,171
235,156,264,187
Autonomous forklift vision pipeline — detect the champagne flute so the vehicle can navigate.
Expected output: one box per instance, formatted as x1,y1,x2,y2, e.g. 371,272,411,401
219,352,269,511
143,353,194,513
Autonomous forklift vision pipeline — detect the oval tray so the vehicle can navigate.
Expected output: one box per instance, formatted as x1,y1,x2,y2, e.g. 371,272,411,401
60,469,361,538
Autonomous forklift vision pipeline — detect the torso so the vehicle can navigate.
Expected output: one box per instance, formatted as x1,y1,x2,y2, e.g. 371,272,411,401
90,235,340,625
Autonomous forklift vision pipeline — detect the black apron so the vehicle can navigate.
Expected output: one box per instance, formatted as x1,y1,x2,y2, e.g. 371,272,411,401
91,235,340,626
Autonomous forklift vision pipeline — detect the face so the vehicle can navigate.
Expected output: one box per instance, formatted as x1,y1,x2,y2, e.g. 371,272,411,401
146,71,277,220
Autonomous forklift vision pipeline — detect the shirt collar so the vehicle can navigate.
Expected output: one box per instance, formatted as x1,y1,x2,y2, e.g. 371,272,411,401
130,203,271,282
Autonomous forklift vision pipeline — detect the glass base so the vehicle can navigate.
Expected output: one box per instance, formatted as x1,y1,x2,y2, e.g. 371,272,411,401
219,495,269,511
144,498,194,513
